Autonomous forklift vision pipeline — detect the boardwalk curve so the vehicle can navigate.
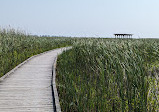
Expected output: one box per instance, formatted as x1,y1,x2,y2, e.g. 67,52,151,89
0,47,70,112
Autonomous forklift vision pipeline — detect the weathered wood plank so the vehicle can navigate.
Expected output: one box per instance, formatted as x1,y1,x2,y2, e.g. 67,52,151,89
0,48,68,112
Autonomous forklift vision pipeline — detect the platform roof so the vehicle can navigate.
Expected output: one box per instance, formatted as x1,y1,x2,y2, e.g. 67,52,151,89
114,34,133,35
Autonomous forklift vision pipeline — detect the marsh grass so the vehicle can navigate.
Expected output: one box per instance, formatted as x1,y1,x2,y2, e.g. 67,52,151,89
0,28,72,77
57,38,159,112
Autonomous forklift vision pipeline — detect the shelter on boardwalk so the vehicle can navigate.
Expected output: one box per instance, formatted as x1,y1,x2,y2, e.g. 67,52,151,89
114,34,133,38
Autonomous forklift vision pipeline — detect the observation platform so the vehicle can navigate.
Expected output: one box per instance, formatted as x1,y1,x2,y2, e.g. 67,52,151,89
114,34,133,38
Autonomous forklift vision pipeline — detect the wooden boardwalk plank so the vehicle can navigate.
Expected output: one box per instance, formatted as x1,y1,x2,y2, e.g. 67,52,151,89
0,48,67,112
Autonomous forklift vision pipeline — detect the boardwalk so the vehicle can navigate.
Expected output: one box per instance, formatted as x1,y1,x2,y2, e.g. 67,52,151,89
0,47,68,112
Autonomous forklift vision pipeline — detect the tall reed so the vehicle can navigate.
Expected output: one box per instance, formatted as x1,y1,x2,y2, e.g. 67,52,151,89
0,28,73,77
57,38,159,112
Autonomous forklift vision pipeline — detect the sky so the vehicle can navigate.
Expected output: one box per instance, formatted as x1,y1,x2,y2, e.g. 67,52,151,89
0,0,159,38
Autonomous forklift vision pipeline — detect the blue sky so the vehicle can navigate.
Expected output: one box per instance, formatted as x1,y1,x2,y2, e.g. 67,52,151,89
0,0,159,38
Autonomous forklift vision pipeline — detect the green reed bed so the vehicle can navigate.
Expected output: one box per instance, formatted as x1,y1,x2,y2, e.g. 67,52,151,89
0,28,73,77
56,38,159,112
